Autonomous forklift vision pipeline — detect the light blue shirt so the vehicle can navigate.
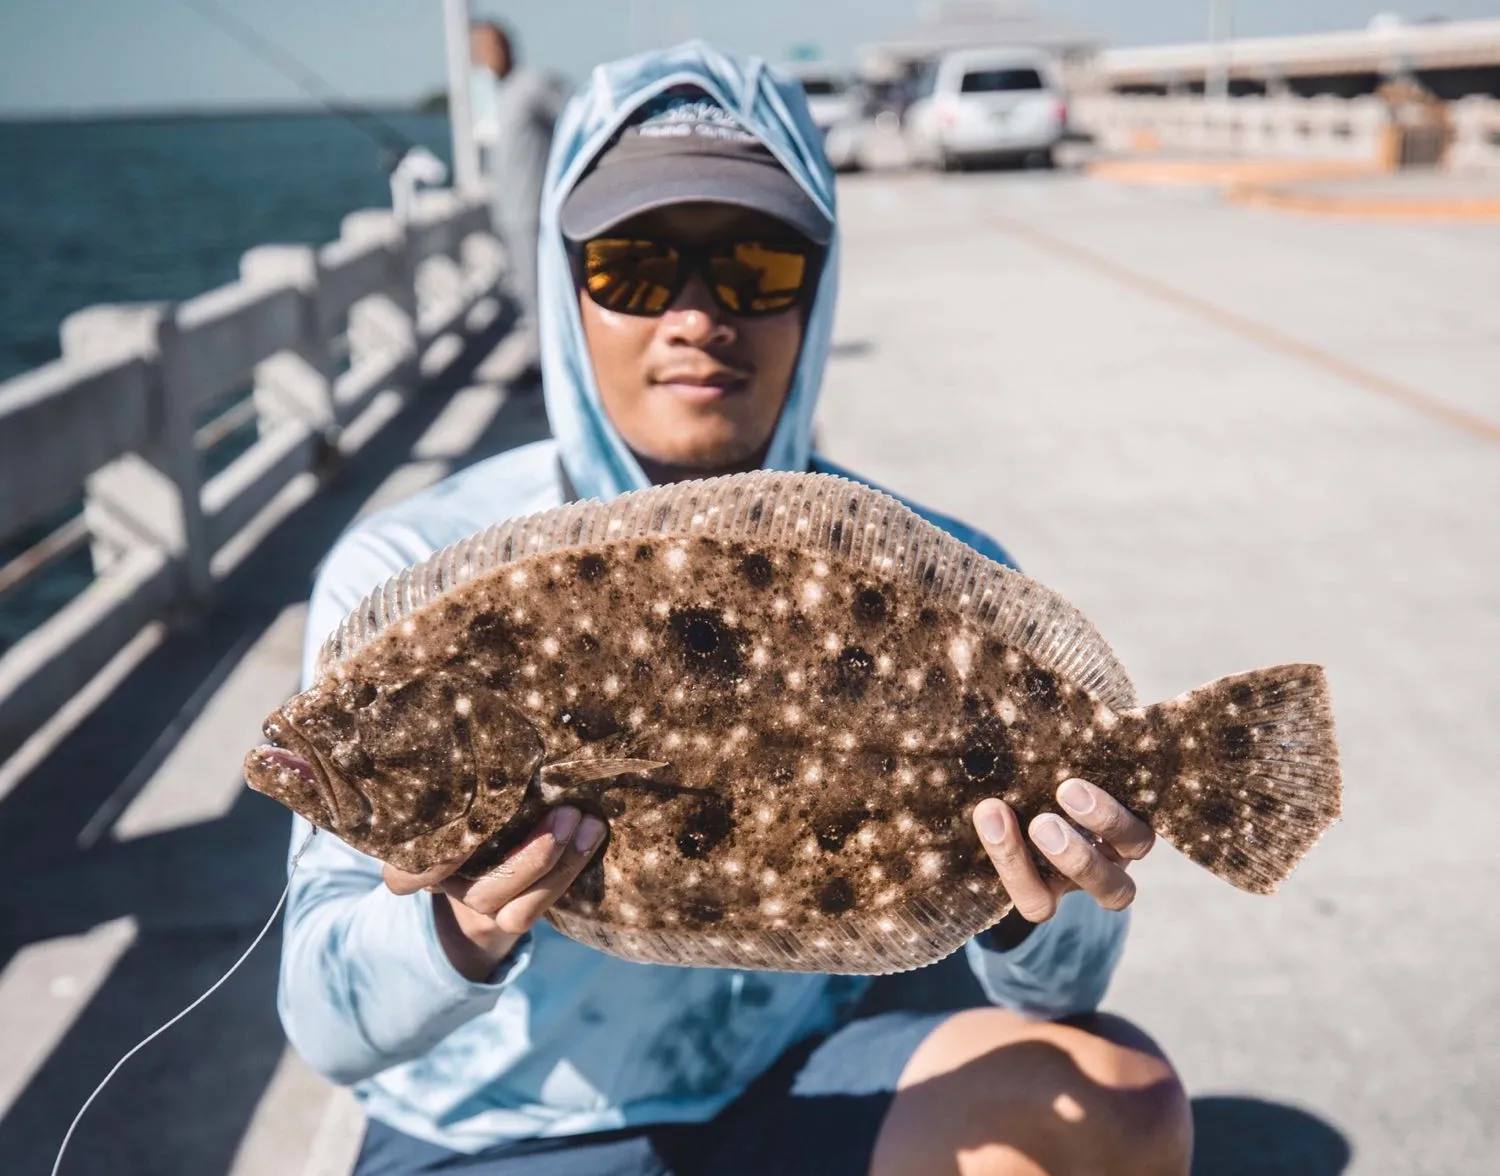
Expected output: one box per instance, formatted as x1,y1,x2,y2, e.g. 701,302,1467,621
276,43,1128,1155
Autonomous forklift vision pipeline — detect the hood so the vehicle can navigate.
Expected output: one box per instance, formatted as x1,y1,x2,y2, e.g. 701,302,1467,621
537,40,840,503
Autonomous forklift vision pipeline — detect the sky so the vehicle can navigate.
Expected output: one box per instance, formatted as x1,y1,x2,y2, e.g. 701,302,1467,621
1,0,1496,117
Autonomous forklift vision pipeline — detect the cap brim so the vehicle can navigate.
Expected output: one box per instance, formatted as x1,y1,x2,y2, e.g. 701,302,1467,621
560,154,832,245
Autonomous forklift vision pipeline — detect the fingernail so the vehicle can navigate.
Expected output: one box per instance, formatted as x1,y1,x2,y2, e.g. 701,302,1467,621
1059,779,1095,815
549,807,582,841
1033,815,1070,855
573,817,607,854
975,805,1007,845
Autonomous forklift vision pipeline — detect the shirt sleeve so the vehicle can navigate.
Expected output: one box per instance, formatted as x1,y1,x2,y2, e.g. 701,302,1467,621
963,894,1130,1018
275,525,533,1085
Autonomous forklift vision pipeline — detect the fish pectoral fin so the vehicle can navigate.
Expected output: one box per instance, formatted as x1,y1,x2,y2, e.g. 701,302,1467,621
539,758,672,801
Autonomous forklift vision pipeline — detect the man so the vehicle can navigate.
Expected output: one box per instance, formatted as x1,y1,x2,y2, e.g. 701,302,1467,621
469,19,569,376
280,42,1192,1176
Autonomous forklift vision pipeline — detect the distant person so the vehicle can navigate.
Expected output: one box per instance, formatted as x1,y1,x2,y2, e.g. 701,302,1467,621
279,41,1192,1176
470,19,569,377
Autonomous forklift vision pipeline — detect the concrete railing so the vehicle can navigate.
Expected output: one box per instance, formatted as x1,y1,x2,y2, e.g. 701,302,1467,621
0,191,505,762
1074,94,1390,163
1448,96,1500,173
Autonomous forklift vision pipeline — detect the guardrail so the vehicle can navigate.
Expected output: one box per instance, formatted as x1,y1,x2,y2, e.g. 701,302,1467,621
1074,94,1390,163
1448,96,1500,173
1074,93,1500,174
0,191,505,763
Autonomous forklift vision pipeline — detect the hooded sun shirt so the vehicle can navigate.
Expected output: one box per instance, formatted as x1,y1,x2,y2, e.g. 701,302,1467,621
277,42,1128,1154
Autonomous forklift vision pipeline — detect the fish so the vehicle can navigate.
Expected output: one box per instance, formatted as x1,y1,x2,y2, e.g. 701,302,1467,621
244,470,1342,975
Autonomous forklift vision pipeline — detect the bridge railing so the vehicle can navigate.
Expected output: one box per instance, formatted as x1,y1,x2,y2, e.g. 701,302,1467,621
0,191,505,762
1073,94,1390,163
1075,93,1500,174
1449,96,1500,173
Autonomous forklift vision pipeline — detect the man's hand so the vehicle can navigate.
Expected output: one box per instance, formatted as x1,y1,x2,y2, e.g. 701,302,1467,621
973,778,1154,924
383,807,608,982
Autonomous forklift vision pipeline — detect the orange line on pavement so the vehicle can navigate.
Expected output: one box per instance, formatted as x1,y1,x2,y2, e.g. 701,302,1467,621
1228,185,1500,221
980,212,1500,447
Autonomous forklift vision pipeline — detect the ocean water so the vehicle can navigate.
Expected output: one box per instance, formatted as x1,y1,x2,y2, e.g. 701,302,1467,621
0,111,453,380
0,112,455,650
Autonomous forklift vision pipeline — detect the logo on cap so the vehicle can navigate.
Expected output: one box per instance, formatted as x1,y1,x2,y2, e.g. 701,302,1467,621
631,92,757,144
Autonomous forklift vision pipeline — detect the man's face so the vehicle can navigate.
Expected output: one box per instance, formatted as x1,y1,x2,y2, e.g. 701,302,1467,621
577,203,810,478
469,27,510,77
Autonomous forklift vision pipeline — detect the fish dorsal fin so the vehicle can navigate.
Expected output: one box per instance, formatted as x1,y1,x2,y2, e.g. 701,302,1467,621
317,471,1136,710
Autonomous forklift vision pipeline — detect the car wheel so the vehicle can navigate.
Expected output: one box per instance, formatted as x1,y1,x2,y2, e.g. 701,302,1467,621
1025,147,1056,170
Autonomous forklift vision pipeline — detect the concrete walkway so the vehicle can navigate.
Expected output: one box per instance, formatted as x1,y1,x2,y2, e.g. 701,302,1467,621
2,166,1496,1175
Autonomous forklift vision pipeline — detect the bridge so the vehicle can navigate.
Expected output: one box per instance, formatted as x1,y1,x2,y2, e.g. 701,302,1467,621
0,150,1496,1174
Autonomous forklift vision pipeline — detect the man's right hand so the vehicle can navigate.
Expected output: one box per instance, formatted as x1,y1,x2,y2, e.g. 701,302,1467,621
382,807,608,982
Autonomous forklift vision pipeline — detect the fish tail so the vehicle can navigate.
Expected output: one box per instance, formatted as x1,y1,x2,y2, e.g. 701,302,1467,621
1142,664,1341,895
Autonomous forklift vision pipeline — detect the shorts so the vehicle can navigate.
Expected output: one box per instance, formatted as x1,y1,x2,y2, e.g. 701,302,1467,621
352,1009,951,1176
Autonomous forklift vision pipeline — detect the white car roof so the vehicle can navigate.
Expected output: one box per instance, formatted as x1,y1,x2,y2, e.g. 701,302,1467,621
937,47,1053,70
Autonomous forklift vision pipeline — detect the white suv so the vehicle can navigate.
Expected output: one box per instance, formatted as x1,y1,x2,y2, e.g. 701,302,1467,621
904,48,1067,171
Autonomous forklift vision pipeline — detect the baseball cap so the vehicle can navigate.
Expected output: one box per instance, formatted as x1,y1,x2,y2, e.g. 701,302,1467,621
559,89,833,246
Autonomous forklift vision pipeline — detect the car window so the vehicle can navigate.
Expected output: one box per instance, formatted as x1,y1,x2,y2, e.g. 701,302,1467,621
960,68,1046,94
911,64,939,100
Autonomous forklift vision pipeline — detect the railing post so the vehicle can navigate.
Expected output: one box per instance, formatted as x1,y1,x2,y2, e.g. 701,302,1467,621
340,209,419,406
63,304,213,609
240,244,339,447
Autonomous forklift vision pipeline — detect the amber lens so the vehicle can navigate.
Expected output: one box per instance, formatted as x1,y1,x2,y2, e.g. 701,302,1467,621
582,239,682,314
707,242,809,315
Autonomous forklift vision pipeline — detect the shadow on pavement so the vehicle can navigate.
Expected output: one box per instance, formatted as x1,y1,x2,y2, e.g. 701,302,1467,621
1191,1096,1352,1176
0,309,552,1175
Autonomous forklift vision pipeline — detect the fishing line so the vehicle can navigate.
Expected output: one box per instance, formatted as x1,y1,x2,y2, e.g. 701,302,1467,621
50,828,319,1176
176,0,421,167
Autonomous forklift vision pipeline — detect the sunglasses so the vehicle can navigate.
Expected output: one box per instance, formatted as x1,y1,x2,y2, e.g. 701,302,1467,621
576,236,816,318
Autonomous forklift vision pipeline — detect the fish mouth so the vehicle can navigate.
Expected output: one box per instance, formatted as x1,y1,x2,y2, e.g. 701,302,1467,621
245,710,346,831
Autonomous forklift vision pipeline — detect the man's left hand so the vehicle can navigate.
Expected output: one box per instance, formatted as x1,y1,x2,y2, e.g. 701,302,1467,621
972,778,1154,923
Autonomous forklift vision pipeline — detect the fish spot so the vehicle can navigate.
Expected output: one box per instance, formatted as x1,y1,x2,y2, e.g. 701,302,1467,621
917,606,939,627
1201,797,1236,828
960,744,999,781
827,646,876,701
854,587,887,625
668,608,745,681
740,552,774,589
555,704,620,742
575,553,607,582
634,543,654,562
1221,724,1254,761
814,807,865,852
815,877,856,916
676,795,735,859
1019,666,1060,710
469,610,527,660
1228,682,1255,709
829,520,844,546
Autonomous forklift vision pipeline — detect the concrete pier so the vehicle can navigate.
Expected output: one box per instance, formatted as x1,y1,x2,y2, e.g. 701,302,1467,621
1,164,1495,1175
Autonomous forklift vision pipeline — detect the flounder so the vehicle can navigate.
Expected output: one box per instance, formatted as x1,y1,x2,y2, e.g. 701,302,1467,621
245,471,1342,974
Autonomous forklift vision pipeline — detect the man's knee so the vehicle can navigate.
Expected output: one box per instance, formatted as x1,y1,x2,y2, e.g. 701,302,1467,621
875,1008,1192,1176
